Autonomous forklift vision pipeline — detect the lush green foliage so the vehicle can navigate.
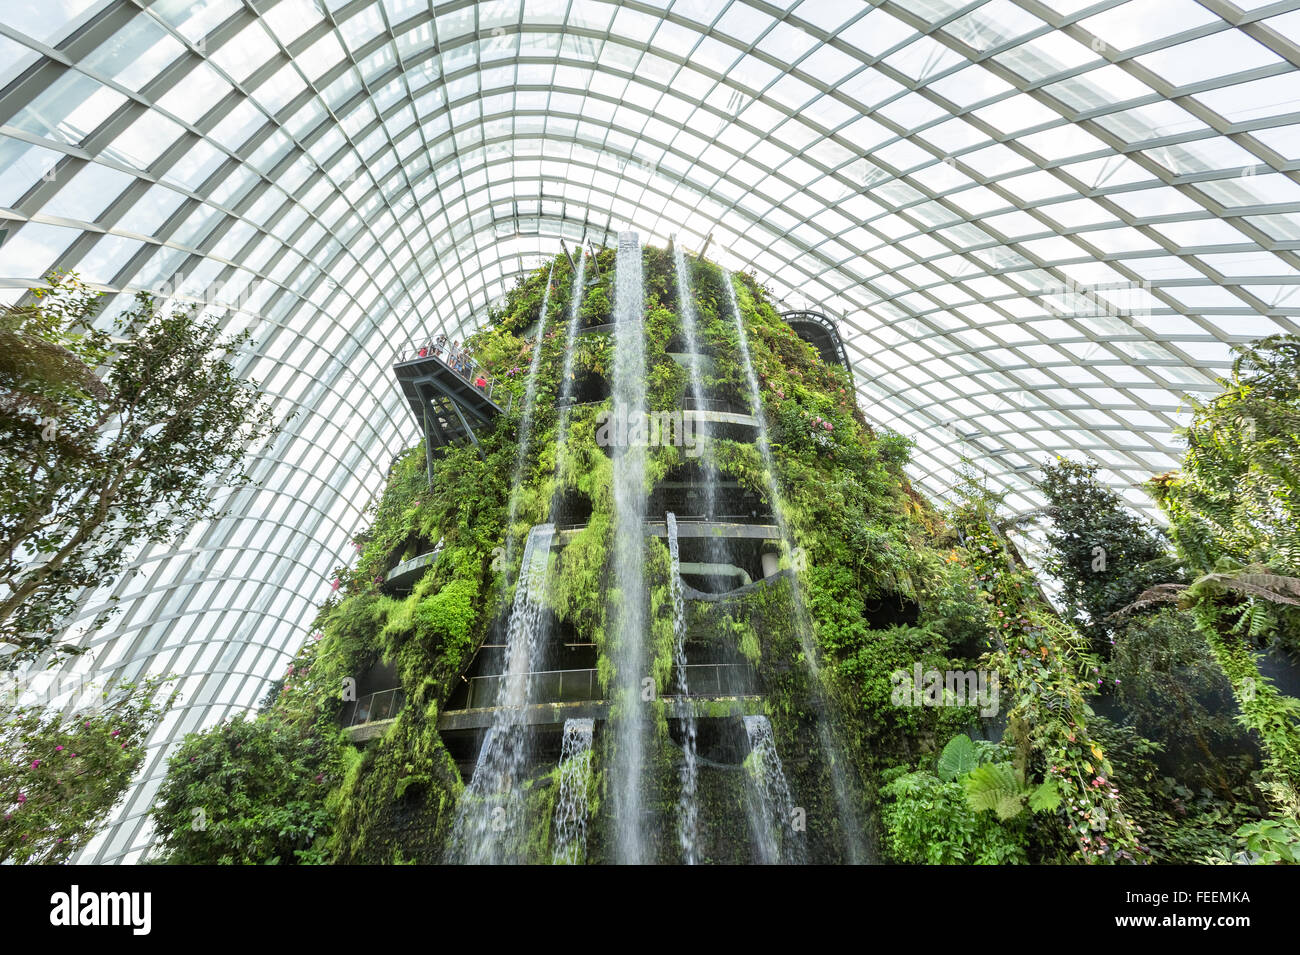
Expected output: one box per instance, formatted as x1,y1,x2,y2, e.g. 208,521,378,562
1144,336,1300,820
0,273,281,669
147,246,1300,865
2,678,173,863
881,766,1030,864
949,477,1147,862
152,713,338,865
1036,459,1174,648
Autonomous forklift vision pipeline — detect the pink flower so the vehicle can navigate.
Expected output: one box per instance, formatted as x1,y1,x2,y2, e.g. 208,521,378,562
111,729,120,737
121,743,128,749
55,745,63,752
30,760,39,769
16,794,26,804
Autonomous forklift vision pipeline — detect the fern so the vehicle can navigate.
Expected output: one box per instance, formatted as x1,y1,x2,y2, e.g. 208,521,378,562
963,763,1027,821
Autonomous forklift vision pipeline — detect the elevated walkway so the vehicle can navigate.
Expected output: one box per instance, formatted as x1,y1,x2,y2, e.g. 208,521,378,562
780,309,854,382
438,693,764,735
382,539,443,595
555,519,779,544
393,345,505,469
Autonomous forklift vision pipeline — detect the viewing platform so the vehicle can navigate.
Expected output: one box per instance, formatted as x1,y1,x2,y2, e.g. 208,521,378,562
553,519,779,545
393,342,506,469
382,541,443,595
780,309,854,381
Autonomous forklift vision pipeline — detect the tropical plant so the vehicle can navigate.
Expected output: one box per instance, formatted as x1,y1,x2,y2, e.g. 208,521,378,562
150,713,338,865
1,677,174,863
1035,458,1175,649
880,765,1030,865
1143,335,1300,818
0,273,281,669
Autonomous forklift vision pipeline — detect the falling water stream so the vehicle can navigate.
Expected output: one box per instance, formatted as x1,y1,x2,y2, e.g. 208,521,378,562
448,522,555,863
610,232,650,864
672,244,722,534
554,248,587,456
724,273,869,864
502,262,554,567
666,512,699,863
552,717,595,864
449,263,557,863
743,715,806,864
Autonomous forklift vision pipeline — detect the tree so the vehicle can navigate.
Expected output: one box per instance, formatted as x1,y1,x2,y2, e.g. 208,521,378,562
1,677,174,863
1035,458,1173,649
0,273,281,669
1144,334,1300,817
0,273,108,430
1108,607,1245,793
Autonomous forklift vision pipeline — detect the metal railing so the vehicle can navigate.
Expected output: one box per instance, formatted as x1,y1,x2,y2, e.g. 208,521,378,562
778,309,852,373
384,541,443,585
683,395,751,415
462,663,756,709
555,516,775,533
345,687,404,727
398,339,502,404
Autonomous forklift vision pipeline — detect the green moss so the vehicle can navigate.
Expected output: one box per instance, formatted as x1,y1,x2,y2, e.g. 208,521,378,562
153,241,1105,865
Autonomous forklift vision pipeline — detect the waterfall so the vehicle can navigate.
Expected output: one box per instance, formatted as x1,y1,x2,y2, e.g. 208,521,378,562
552,718,595,865
672,244,725,554
448,522,555,864
610,231,650,864
555,247,587,453
723,274,869,864
743,715,806,864
503,263,555,565
666,512,699,863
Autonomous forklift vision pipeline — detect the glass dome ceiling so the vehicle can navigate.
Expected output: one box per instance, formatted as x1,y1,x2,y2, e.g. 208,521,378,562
3,0,1299,862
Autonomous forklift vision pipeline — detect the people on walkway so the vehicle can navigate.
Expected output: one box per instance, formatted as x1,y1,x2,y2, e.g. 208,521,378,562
409,332,495,394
